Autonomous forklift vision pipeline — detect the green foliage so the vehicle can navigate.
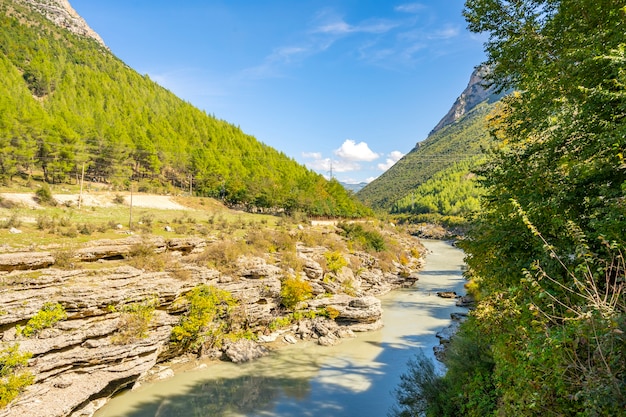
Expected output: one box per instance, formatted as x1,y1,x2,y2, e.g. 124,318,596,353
268,316,292,331
16,302,66,337
338,222,386,252
170,285,237,352
391,320,498,417
357,101,495,210
323,251,348,274
111,299,156,345
430,1,626,415
392,158,485,217
0,344,34,409
0,2,369,218
280,276,313,310
34,184,55,206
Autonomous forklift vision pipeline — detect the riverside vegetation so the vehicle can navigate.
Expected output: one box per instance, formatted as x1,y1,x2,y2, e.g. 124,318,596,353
0,189,425,416
391,1,626,416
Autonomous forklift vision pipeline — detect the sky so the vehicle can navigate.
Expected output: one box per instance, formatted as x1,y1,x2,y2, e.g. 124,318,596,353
70,1,486,184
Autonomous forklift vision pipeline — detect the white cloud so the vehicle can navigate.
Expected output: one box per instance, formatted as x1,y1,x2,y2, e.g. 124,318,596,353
377,150,405,170
302,151,322,159
311,9,397,36
334,140,379,162
303,155,361,173
365,176,378,183
429,26,460,40
395,3,426,14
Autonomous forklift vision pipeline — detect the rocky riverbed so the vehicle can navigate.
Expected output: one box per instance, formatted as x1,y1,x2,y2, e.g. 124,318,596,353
0,226,425,417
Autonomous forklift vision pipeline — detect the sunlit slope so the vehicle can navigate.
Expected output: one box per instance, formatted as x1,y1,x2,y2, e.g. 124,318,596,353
357,101,495,210
0,0,369,217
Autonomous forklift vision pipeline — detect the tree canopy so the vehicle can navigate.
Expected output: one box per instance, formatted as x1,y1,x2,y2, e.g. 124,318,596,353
394,1,626,415
0,0,369,218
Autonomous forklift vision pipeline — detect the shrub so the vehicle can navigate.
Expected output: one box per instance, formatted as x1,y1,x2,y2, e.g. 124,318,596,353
324,251,348,274
325,306,340,320
170,285,237,352
112,194,126,204
193,240,245,272
0,344,34,409
127,241,165,271
54,247,76,269
0,212,21,229
36,215,55,230
111,299,156,345
17,303,67,337
269,316,292,331
35,184,56,206
280,276,313,310
338,222,386,252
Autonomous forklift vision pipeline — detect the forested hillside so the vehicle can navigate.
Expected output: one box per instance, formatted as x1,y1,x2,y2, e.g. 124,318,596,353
0,0,369,217
357,100,495,210
392,1,625,416
391,157,485,222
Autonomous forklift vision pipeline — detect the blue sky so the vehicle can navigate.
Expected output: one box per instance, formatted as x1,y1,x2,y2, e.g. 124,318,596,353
70,1,486,184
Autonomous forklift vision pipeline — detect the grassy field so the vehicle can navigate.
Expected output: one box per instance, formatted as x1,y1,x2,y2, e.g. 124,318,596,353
0,185,280,250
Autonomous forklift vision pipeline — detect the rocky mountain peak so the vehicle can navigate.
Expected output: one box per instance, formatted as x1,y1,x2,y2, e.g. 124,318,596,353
428,65,502,136
15,0,106,47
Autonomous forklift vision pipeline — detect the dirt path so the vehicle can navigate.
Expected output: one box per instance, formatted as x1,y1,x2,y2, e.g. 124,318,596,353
0,192,187,210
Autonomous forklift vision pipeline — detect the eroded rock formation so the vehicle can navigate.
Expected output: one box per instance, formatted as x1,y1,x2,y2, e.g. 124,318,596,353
0,228,424,417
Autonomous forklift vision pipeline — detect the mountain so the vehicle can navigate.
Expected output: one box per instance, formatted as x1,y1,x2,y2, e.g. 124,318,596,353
340,181,368,193
15,0,105,46
0,0,369,217
429,65,503,135
356,66,502,210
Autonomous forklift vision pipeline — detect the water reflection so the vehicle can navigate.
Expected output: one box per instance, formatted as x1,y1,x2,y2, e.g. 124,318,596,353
95,240,465,417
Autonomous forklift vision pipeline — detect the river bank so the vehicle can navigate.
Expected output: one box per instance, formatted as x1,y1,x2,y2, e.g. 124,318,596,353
0,216,428,417
93,240,467,417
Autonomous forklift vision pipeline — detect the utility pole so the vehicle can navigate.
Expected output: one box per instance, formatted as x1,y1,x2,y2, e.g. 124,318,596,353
78,162,85,209
129,182,133,231
329,159,334,179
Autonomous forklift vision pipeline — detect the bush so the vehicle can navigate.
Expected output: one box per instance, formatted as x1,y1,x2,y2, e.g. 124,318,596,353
390,351,447,417
36,215,55,230
390,319,497,417
17,303,67,337
170,285,237,352
280,276,313,310
0,344,34,409
111,299,156,345
112,194,125,204
127,241,165,271
0,212,21,229
324,251,348,274
53,247,76,269
338,222,386,252
35,184,56,206
193,240,246,272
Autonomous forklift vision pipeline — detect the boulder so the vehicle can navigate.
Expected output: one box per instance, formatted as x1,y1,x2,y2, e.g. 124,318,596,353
223,339,269,363
436,291,457,299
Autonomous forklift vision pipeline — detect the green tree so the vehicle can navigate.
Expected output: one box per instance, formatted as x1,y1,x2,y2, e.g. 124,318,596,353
451,1,626,415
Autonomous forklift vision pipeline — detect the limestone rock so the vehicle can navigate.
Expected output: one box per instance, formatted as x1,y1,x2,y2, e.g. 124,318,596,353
222,339,269,363
17,0,107,47
436,291,458,299
0,251,54,271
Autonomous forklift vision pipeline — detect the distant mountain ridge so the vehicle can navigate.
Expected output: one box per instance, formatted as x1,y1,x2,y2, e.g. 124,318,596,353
356,66,501,210
429,65,503,135
340,181,368,193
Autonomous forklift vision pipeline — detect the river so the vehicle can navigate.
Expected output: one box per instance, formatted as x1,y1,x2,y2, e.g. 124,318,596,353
94,239,466,417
